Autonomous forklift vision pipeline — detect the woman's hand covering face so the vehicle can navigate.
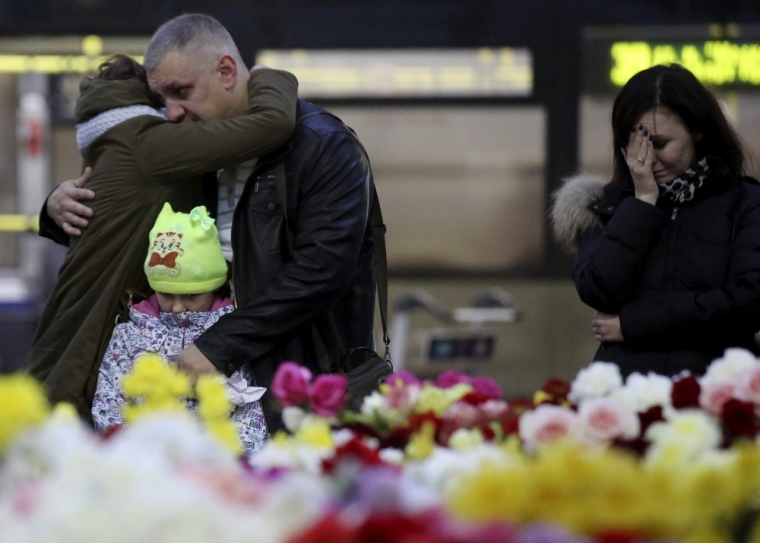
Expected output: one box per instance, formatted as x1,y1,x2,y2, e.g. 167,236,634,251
621,124,658,206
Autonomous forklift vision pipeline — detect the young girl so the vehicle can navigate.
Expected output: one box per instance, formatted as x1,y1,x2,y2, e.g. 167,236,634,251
92,203,267,454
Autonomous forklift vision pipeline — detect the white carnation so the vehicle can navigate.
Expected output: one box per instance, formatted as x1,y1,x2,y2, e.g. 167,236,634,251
620,372,673,412
360,390,389,417
282,406,306,433
378,447,405,465
568,361,623,402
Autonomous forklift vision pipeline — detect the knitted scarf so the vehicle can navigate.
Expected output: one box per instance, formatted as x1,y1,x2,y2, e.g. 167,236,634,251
657,156,716,204
76,105,166,151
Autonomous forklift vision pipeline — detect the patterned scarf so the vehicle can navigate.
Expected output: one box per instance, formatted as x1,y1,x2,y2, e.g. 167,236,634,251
657,156,715,204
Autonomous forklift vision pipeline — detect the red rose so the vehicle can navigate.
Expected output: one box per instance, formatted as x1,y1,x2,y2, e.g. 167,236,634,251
308,374,347,417
542,377,572,400
355,512,428,543
671,376,701,409
594,529,646,543
321,436,387,474
461,391,491,406
271,362,312,407
638,405,665,434
721,398,759,440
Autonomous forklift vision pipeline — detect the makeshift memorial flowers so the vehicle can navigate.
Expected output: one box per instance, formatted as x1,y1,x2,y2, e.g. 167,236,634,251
7,348,760,543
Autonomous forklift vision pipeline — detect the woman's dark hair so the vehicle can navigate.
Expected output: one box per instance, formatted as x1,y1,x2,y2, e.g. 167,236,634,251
95,54,163,108
611,64,746,182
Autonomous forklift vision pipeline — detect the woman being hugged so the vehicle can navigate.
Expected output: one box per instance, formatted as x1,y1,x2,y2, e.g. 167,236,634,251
552,64,760,377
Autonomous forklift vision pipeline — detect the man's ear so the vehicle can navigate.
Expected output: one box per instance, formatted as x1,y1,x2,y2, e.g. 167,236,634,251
217,55,238,90
694,131,704,142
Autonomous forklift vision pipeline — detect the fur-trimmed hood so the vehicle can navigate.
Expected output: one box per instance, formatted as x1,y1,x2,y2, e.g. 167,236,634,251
550,174,607,254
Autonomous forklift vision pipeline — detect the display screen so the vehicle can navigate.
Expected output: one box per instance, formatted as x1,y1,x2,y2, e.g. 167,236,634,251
583,26,760,93
256,48,533,98
609,41,760,87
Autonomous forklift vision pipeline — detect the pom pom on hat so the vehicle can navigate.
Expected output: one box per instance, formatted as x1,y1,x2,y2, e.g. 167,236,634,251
144,203,227,294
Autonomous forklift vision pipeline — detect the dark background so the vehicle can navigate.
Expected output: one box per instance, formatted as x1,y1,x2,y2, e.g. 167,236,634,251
1,0,758,372
1,0,757,274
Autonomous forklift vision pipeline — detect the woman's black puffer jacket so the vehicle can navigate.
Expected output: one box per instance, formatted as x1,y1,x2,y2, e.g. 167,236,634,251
552,163,760,377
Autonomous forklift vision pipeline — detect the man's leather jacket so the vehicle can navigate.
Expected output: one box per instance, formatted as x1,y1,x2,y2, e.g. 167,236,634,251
194,99,378,433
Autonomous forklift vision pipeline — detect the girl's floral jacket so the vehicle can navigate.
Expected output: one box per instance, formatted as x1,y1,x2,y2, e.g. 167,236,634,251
92,295,267,454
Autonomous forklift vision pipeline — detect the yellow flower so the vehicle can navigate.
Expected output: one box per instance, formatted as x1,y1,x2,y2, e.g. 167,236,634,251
415,383,471,416
122,353,190,422
195,374,241,454
196,375,232,420
0,373,49,452
405,420,436,460
533,390,553,405
272,430,293,447
447,444,702,540
51,402,78,420
449,428,484,450
295,417,334,449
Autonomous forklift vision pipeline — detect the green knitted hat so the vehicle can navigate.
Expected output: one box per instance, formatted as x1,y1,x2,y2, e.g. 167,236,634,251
144,203,227,295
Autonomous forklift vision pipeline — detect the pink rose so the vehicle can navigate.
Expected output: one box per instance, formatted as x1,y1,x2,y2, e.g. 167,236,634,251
437,370,472,389
700,380,736,415
736,366,760,405
519,404,577,447
385,380,422,411
469,376,502,400
308,374,347,417
271,362,312,407
386,370,422,388
576,397,639,445
442,401,481,427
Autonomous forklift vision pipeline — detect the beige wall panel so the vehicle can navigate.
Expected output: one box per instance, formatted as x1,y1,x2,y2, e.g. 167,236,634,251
332,106,546,270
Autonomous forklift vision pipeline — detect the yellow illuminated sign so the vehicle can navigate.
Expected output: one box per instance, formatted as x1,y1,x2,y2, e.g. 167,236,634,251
0,35,145,74
0,215,38,232
0,54,144,74
257,48,533,98
610,41,760,86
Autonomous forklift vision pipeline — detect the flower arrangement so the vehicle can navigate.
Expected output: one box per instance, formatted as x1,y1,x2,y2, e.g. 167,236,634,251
5,349,760,542
114,352,242,454
255,351,760,543
517,348,760,460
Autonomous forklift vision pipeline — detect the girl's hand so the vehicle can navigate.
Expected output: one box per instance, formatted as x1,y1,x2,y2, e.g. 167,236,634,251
622,125,658,205
592,311,624,342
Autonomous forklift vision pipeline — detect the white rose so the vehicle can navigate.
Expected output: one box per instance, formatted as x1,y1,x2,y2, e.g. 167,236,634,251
568,362,623,402
702,348,758,386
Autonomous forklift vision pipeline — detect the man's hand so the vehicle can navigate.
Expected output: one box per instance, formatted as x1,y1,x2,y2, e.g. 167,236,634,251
176,344,218,387
47,167,95,236
592,311,624,342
